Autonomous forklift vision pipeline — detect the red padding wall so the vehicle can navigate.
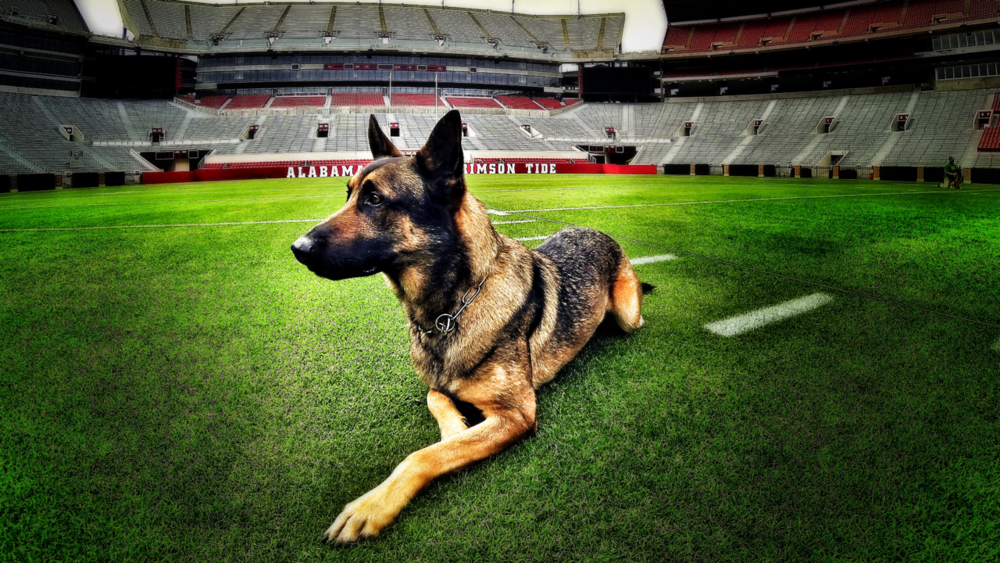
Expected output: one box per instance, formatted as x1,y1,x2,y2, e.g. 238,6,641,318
142,163,657,184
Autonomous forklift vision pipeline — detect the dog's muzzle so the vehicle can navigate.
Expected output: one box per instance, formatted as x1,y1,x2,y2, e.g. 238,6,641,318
291,234,380,279
291,235,317,266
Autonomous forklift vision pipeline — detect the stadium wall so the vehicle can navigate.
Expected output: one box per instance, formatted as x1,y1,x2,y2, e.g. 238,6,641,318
141,163,657,184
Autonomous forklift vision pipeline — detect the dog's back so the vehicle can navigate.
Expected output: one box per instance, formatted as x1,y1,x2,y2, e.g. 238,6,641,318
521,227,647,388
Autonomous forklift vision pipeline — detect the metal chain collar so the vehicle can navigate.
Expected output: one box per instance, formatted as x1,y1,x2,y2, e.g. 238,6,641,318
416,276,488,336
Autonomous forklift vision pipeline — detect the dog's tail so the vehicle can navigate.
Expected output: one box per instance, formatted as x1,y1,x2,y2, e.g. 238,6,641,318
641,282,656,294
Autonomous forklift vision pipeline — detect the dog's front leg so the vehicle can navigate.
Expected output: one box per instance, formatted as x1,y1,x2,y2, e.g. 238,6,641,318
427,389,468,441
323,375,536,544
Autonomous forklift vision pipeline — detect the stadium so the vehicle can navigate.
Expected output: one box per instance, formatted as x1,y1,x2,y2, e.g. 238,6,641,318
2,0,999,560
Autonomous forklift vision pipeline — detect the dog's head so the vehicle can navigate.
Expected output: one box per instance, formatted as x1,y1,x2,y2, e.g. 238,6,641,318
291,110,466,281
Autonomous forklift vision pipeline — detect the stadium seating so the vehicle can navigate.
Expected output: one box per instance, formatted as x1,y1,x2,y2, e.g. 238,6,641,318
388,94,446,107
663,0,1000,53
145,1,187,40
330,93,385,107
841,6,877,38
195,96,231,110
270,97,327,109
979,126,1000,152
497,97,545,110
4,88,1000,177
534,99,567,110
226,95,272,110
445,97,504,109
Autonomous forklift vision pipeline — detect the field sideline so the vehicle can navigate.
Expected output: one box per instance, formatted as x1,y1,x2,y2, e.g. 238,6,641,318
2,174,999,562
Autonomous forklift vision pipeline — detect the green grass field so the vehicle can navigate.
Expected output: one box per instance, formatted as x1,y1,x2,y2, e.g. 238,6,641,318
2,174,999,562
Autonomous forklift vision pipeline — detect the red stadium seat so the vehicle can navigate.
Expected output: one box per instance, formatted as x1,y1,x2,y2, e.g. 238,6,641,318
533,98,565,110
388,94,445,107
196,95,230,109
226,95,271,110
270,96,326,108
444,97,503,109
329,93,385,107
497,96,545,110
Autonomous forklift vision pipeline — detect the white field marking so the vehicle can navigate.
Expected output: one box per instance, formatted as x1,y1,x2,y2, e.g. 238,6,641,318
0,184,343,204
629,254,678,265
486,209,508,216
502,189,1000,214
704,293,834,337
0,193,345,211
515,235,549,241
0,219,324,233
492,219,536,225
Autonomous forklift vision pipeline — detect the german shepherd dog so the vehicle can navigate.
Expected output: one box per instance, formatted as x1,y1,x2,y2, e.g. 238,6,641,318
291,110,650,544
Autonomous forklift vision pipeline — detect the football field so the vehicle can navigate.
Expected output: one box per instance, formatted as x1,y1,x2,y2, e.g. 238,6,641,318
2,174,999,562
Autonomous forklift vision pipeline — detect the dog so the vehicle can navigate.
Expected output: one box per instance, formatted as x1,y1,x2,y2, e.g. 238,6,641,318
291,110,650,544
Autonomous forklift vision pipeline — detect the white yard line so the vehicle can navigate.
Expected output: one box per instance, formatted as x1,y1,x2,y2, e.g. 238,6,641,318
0,219,324,233
515,235,549,241
501,189,1000,214
0,193,344,211
486,209,508,216
704,293,834,337
492,220,536,225
630,254,678,265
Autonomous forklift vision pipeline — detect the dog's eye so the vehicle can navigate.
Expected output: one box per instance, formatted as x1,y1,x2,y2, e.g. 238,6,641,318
367,192,384,206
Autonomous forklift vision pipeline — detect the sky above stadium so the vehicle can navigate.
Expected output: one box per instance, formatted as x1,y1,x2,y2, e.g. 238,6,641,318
74,0,667,53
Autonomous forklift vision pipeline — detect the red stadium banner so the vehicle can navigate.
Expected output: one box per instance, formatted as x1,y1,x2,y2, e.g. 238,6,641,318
142,163,656,184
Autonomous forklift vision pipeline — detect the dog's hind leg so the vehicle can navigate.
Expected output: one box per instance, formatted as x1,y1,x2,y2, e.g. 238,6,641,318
427,389,468,441
608,262,646,333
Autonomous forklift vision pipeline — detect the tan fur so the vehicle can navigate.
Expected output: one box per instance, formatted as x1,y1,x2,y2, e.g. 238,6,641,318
609,261,646,333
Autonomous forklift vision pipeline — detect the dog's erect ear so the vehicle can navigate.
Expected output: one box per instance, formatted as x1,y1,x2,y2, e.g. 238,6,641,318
368,114,402,160
416,110,465,201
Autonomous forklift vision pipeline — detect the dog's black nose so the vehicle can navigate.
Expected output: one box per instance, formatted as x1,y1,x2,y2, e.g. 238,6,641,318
291,236,314,264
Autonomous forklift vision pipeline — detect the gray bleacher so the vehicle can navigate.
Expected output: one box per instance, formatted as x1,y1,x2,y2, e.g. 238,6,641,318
519,116,595,140
632,103,692,139
4,89,1000,176
0,93,104,173
738,96,844,166
382,6,435,41
564,16,602,50
122,0,153,36
333,4,383,40
427,9,484,44
602,15,625,48
474,12,536,47
0,149,35,175
189,3,241,41
669,100,770,164
330,113,371,152
281,4,334,39
882,90,991,167
47,0,88,33
575,103,628,137
145,1,187,40
808,91,911,166
1,0,48,18
240,115,316,154
512,16,566,49
226,5,286,40
462,115,552,151
373,113,440,151
0,0,88,32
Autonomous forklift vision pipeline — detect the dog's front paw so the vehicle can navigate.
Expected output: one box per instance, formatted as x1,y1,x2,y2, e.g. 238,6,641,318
321,485,404,544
